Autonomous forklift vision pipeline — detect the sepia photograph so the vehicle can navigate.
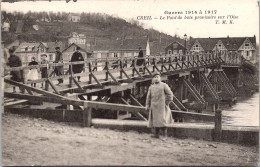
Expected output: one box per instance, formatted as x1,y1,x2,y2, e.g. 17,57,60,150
1,0,259,166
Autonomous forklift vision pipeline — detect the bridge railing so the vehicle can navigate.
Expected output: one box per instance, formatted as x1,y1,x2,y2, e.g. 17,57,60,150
220,52,243,66
4,54,223,87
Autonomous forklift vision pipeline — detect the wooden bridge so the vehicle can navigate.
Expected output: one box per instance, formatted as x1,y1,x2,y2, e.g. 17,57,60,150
3,52,258,141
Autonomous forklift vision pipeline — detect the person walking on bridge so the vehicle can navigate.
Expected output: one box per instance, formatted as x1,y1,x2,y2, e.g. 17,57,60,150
136,47,144,72
145,72,174,138
70,47,84,82
54,47,64,86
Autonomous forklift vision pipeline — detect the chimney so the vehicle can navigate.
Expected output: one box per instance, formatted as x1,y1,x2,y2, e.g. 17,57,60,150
227,35,229,39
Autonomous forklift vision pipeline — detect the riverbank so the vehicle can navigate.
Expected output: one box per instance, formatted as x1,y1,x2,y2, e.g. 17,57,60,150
2,113,259,166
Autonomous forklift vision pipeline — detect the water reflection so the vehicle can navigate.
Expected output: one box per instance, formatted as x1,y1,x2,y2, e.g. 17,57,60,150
222,93,259,127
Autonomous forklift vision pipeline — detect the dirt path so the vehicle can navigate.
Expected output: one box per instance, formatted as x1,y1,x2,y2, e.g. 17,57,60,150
2,113,259,166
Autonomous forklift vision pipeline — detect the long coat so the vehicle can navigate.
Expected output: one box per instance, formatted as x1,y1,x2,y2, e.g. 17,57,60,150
71,51,84,73
54,51,63,75
136,50,144,66
7,55,23,82
146,82,174,127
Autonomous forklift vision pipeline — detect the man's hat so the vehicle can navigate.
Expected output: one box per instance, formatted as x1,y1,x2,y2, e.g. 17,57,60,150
55,46,60,50
76,46,80,50
152,71,160,77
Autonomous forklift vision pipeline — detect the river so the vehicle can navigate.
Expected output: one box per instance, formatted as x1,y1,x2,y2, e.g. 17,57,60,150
222,93,259,127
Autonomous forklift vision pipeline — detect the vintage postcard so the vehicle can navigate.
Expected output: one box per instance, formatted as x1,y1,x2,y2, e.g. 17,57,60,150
1,0,259,166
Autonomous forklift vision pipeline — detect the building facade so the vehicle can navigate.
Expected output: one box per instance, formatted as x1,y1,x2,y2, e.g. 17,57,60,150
68,13,80,22
165,41,186,56
188,36,257,62
62,43,91,62
68,32,86,45
15,41,65,64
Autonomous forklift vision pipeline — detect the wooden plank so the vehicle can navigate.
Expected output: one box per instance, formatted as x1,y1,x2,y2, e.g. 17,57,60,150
4,92,84,107
153,65,162,74
169,101,181,111
172,110,215,122
183,79,206,103
90,73,103,87
47,79,61,94
120,97,147,121
4,99,28,107
201,74,219,100
132,67,142,77
120,68,132,80
72,77,84,90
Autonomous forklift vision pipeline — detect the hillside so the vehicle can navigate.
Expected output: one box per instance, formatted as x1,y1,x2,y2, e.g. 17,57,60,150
1,11,182,45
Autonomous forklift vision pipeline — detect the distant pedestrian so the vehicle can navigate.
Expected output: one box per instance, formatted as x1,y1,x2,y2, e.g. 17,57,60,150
27,57,39,87
71,47,84,82
40,54,49,88
136,47,144,72
54,47,63,86
6,47,24,93
146,72,174,138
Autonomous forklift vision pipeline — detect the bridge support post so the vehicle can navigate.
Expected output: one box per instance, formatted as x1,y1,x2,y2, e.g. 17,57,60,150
214,110,222,141
83,102,92,127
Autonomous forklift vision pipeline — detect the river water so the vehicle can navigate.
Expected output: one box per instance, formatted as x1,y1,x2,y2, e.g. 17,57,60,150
222,93,259,127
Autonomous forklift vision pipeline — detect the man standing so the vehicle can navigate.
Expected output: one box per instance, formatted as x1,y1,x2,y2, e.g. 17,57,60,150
136,47,144,72
7,47,24,93
54,47,63,86
71,47,84,82
146,72,174,138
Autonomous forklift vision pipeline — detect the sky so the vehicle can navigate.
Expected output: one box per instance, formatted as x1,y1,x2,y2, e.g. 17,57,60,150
1,0,259,42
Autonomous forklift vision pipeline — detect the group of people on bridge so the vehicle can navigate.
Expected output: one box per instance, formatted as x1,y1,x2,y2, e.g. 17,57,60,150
6,46,85,91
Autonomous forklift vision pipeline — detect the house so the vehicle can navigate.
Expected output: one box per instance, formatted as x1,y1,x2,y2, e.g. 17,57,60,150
15,42,40,63
89,38,150,59
165,41,186,56
68,13,80,22
62,43,92,62
188,36,257,62
2,18,10,32
68,32,86,45
15,41,65,63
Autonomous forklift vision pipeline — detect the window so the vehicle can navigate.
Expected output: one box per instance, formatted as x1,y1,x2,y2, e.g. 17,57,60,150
179,50,183,55
193,45,200,51
245,43,249,47
73,47,76,51
49,54,53,60
194,45,199,51
168,50,172,54
219,44,221,47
